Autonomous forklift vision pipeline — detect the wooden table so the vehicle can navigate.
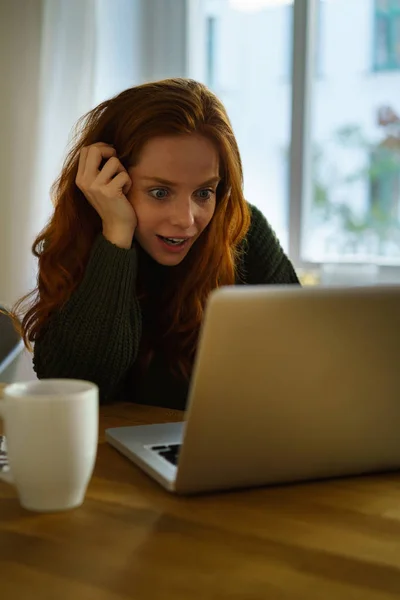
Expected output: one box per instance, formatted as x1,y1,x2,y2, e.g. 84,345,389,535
1,386,400,598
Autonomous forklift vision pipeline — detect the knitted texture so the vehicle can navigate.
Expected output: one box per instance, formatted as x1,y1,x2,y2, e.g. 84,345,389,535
240,204,299,285
33,204,299,406
34,234,141,401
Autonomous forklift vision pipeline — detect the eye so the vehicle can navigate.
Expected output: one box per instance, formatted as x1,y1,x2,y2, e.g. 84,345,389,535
149,188,169,200
196,188,215,201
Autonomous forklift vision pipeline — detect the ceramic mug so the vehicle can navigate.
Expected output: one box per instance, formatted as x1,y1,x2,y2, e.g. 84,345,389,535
0,379,98,512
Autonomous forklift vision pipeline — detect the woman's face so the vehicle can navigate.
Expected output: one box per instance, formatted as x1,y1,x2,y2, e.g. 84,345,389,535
127,134,220,266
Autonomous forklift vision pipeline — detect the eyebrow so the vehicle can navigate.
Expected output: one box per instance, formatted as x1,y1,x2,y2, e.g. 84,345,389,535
140,176,221,187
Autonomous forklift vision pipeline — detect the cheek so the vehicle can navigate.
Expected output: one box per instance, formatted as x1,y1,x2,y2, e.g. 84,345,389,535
197,202,216,230
127,188,140,209
128,193,154,227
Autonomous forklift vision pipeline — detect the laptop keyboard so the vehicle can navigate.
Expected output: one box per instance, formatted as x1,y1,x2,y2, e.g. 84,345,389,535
0,436,8,471
150,443,181,466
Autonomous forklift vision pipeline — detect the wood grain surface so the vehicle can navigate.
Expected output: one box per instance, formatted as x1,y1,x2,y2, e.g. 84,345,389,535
1,387,400,599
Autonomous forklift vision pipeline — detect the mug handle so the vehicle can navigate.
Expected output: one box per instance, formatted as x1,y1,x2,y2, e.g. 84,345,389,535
0,392,15,485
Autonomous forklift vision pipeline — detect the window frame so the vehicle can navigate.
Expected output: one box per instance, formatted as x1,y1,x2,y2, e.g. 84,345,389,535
288,0,400,277
186,0,400,280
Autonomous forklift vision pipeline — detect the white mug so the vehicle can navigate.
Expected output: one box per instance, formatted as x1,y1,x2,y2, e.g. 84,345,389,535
0,379,98,512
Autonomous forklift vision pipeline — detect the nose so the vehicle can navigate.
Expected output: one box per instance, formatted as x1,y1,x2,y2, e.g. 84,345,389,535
170,197,195,230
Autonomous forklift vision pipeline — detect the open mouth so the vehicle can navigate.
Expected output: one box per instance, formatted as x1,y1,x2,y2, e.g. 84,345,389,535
156,235,189,247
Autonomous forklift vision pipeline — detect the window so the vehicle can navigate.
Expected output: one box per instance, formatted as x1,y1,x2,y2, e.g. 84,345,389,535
188,0,400,280
188,0,294,250
302,0,400,266
374,0,400,71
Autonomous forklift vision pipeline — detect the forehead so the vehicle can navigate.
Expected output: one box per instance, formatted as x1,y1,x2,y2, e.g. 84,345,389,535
134,134,220,181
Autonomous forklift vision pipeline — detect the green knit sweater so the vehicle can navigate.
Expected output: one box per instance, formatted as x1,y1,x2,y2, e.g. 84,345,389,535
33,204,299,409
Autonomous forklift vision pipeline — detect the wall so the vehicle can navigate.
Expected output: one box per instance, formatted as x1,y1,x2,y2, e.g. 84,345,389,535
0,0,44,308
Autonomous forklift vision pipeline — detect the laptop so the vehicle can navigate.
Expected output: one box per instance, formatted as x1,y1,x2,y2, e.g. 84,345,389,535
106,285,400,494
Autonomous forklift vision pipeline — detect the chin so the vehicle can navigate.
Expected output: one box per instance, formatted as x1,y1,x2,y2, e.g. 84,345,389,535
151,239,195,266
136,234,196,266
153,252,188,267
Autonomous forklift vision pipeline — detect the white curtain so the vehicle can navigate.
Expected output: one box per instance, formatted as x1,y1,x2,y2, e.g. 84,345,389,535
36,0,147,233
0,0,97,307
34,0,98,232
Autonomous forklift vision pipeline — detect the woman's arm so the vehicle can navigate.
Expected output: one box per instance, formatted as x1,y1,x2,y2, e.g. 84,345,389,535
240,204,300,285
33,234,141,402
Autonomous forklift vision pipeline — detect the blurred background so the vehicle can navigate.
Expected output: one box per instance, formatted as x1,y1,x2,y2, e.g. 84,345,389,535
1,0,400,310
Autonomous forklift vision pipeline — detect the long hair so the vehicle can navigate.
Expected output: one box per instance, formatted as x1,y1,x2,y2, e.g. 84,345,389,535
14,78,250,379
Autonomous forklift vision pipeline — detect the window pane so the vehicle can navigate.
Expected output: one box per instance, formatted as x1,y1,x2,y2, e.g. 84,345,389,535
376,15,391,68
393,15,400,66
188,0,293,250
303,0,400,266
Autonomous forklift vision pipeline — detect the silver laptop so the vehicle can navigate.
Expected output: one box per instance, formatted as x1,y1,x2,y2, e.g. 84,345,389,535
106,285,400,494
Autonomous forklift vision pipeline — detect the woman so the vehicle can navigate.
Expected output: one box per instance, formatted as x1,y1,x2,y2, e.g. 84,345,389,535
15,78,299,410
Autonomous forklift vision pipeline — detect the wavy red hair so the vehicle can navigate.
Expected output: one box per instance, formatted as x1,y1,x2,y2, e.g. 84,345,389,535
14,78,250,378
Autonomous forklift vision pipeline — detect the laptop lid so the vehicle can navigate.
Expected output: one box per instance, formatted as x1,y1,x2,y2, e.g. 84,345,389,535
174,285,400,493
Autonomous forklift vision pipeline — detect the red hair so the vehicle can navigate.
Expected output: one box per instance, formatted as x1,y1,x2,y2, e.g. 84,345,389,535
14,78,250,378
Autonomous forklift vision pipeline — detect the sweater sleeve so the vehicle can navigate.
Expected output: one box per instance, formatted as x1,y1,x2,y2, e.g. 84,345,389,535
241,204,300,285
33,234,142,403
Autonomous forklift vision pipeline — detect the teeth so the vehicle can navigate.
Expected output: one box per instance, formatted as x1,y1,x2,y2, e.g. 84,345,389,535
161,236,186,245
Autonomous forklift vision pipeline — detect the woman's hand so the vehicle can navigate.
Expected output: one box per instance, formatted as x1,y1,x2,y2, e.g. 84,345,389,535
76,142,136,249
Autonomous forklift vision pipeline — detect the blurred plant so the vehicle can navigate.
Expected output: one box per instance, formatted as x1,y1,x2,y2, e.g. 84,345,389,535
311,107,400,253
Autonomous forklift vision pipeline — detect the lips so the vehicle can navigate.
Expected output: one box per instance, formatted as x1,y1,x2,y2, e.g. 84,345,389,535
157,235,188,246
155,234,193,254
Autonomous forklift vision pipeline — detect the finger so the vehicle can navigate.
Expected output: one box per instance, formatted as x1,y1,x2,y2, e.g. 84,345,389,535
78,143,115,177
76,146,89,182
110,171,132,196
87,142,115,151
96,157,126,185
90,142,115,154
84,145,117,180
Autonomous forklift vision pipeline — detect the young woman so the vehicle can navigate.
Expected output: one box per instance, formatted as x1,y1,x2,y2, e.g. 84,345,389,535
15,78,299,410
